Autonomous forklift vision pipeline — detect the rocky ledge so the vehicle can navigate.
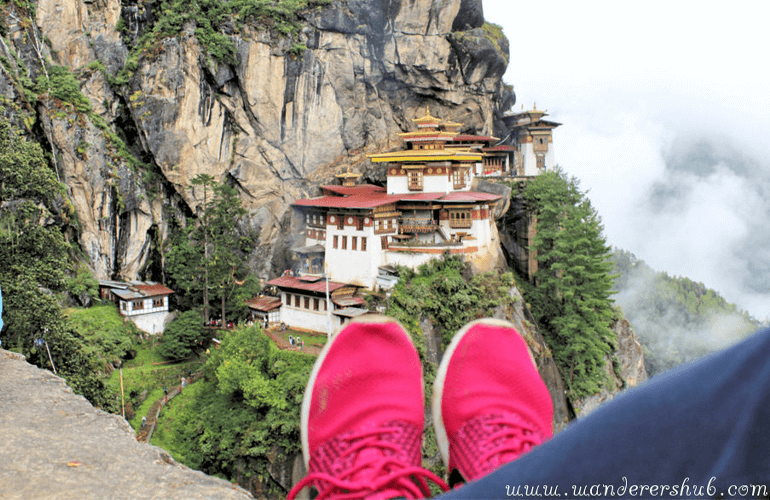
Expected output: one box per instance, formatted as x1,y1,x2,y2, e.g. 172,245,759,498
0,349,253,500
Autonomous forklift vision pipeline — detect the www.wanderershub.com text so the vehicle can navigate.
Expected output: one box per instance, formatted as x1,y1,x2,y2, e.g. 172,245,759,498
504,477,769,498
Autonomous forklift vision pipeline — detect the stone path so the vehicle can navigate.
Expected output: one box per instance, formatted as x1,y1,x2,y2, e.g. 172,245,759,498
0,349,253,500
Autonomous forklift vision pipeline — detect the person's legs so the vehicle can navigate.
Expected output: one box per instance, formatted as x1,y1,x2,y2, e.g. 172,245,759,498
436,326,770,499
287,316,448,500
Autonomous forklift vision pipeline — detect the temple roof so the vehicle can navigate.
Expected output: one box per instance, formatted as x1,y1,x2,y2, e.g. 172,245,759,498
266,275,354,294
368,149,482,163
452,134,499,143
246,296,282,312
294,193,403,209
412,108,441,126
293,190,500,209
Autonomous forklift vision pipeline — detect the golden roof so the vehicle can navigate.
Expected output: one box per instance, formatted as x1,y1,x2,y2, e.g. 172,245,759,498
412,107,441,125
368,149,482,163
335,167,362,179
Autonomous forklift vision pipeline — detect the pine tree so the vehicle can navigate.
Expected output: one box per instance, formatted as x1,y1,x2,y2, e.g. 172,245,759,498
523,169,618,398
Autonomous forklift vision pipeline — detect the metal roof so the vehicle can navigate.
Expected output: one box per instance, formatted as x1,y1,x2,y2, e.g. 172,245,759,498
267,275,353,294
246,296,282,312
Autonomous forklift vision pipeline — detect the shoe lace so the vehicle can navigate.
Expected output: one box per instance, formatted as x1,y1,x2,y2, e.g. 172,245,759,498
287,427,449,500
477,415,543,468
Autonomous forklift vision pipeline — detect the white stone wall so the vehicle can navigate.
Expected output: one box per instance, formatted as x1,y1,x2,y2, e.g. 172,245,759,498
130,311,171,334
324,224,381,288
387,176,408,194
279,292,339,333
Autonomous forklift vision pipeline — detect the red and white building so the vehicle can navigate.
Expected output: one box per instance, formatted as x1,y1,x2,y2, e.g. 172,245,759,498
267,109,556,333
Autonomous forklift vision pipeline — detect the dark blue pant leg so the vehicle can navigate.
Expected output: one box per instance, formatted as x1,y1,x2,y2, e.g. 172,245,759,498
437,327,770,499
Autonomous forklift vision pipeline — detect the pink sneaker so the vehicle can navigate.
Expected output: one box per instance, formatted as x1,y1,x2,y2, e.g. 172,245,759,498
287,316,448,500
432,319,553,483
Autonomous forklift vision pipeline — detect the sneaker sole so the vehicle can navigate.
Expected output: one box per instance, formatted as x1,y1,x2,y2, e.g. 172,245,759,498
431,318,532,470
299,315,419,468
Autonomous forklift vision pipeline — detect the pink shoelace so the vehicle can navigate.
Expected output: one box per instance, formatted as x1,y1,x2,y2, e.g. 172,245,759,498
451,413,547,481
287,427,449,500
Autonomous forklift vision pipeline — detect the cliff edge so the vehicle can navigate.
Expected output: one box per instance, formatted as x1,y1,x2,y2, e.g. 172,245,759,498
0,349,253,500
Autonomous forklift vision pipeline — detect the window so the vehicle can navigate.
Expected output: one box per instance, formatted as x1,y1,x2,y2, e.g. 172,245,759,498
324,300,328,311
153,297,164,307
453,169,467,189
295,295,301,307
408,170,423,191
449,210,472,229
381,235,389,249
337,216,344,230
342,236,347,250
133,300,144,310
351,236,357,251
313,298,319,311
333,235,338,249
357,217,364,230
304,297,310,309
121,301,127,311
361,237,367,251
536,155,546,170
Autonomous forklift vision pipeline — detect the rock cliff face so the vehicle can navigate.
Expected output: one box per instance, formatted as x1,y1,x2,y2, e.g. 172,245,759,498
0,349,253,500
0,0,511,281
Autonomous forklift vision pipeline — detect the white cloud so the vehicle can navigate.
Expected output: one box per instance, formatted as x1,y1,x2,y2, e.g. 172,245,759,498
483,0,770,320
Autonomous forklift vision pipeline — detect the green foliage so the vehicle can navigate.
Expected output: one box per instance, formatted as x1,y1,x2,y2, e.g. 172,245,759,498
165,176,258,324
65,263,100,303
152,326,314,496
387,255,515,346
120,0,333,70
37,65,92,113
0,117,62,202
157,310,208,360
0,112,118,410
481,22,509,64
521,169,618,398
64,304,139,368
610,248,760,375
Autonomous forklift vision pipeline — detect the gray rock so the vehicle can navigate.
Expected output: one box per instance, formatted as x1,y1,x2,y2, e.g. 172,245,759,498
0,349,253,500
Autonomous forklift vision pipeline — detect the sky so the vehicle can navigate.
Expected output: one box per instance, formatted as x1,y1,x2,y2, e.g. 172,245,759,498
483,0,770,321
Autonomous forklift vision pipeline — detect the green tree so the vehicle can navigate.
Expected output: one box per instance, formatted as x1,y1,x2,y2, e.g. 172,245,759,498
166,177,258,325
522,169,618,398
190,173,215,324
157,310,208,360
0,112,117,410
153,326,314,496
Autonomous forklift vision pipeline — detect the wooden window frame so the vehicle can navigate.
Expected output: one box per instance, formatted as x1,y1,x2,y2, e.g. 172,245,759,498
408,170,423,191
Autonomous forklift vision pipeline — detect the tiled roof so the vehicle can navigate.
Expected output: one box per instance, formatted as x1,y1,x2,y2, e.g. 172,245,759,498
294,193,403,209
439,192,502,202
452,134,498,142
246,296,282,312
101,280,174,298
483,145,517,151
134,283,175,296
332,296,367,307
267,275,353,293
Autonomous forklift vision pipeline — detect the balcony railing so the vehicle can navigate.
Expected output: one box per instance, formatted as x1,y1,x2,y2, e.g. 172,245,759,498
399,218,437,234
